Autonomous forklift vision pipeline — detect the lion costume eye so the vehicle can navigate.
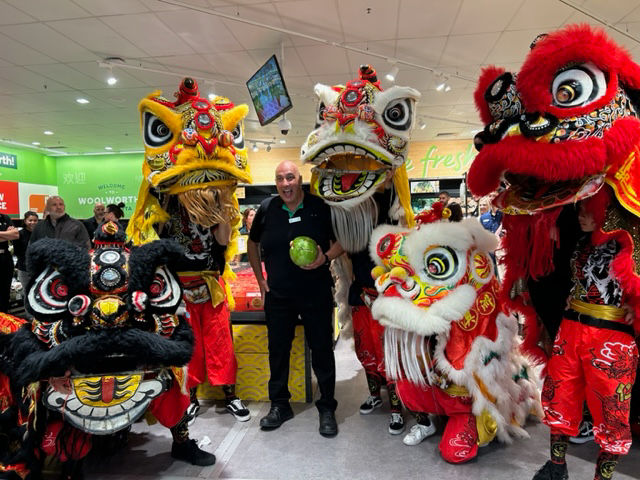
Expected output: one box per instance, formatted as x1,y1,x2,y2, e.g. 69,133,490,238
423,247,459,281
148,266,181,309
551,62,606,108
231,124,244,149
143,112,173,147
28,267,70,314
382,99,412,130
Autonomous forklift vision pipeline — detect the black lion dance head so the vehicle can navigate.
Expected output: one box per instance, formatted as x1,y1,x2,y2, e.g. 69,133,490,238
11,221,193,436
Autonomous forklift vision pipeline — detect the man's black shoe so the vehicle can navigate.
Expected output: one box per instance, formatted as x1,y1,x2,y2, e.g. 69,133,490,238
319,411,338,437
171,439,216,466
259,405,294,430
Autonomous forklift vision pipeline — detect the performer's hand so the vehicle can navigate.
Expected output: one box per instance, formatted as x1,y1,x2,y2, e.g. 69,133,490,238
300,246,326,270
49,370,72,394
622,304,635,325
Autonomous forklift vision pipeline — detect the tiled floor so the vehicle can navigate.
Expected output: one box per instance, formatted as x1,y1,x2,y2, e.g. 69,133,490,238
83,337,640,480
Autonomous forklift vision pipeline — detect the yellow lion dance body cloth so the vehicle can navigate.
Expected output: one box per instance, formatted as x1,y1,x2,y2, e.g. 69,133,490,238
127,77,252,413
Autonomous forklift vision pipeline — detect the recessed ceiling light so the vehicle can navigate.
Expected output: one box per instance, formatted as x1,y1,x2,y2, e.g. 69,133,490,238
279,139,286,144
32,141,40,146
76,98,89,104
105,146,113,151
208,93,216,101
44,130,53,135
107,76,117,86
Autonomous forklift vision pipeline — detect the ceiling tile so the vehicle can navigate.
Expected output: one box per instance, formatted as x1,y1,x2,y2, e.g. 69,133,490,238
73,0,150,15
275,1,342,42
2,23,97,63
0,77,33,95
295,44,350,75
338,0,399,43
47,18,149,59
66,61,148,89
0,1,36,24
202,51,260,79
101,13,195,57
398,0,463,38
214,4,287,50
395,36,448,67
0,66,71,92
507,0,574,30
617,5,640,22
0,33,54,65
439,32,500,67
25,63,107,90
5,0,90,21
579,0,639,23
451,0,523,35
155,10,243,54
484,29,542,65
344,40,397,74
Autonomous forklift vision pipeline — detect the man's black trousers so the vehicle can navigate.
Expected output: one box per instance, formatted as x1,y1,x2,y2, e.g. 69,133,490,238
264,291,337,413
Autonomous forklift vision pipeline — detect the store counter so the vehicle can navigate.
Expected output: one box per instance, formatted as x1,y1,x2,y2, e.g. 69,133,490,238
196,263,312,403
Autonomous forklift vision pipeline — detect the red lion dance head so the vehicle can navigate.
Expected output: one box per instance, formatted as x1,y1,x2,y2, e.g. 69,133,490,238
469,25,640,324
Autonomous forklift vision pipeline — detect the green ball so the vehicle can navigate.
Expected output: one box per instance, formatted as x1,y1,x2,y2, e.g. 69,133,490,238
289,236,319,267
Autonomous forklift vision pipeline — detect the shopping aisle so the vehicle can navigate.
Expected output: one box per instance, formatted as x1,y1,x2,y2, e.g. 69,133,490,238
85,336,640,480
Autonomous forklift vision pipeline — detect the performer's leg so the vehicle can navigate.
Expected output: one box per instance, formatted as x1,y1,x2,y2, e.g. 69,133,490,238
202,300,237,386
582,328,638,456
352,306,385,413
594,451,619,480
387,382,405,435
541,321,585,437
439,412,478,464
222,384,250,422
170,413,216,466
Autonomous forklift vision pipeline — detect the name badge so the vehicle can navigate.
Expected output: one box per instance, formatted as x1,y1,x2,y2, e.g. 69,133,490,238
289,216,301,223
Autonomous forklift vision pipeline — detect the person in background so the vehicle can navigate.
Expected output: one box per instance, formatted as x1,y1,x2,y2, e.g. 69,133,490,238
30,196,90,250
82,202,105,236
438,191,451,206
234,208,256,263
248,160,343,437
239,208,255,235
479,197,503,234
0,213,18,313
104,203,125,226
12,211,38,289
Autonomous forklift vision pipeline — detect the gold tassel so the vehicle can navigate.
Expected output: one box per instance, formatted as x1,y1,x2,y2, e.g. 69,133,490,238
392,164,415,228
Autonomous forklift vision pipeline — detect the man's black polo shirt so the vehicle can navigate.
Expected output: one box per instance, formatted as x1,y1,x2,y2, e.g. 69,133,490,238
250,192,335,298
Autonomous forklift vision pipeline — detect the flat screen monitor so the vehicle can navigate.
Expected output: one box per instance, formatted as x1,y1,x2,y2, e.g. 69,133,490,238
246,54,293,126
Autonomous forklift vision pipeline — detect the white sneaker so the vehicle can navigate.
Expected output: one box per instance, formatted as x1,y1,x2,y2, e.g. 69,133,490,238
226,398,251,422
388,412,405,435
403,422,436,445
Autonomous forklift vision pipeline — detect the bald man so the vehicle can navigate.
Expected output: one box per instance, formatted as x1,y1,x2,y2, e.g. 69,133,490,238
83,202,105,237
248,160,343,437
30,196,90,249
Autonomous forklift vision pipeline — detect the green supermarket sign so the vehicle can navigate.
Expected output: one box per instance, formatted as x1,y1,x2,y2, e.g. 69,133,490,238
0,152,17,169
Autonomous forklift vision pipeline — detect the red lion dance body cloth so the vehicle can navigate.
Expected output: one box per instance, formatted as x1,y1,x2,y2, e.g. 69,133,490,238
368,215,540,463
469,24,640,480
